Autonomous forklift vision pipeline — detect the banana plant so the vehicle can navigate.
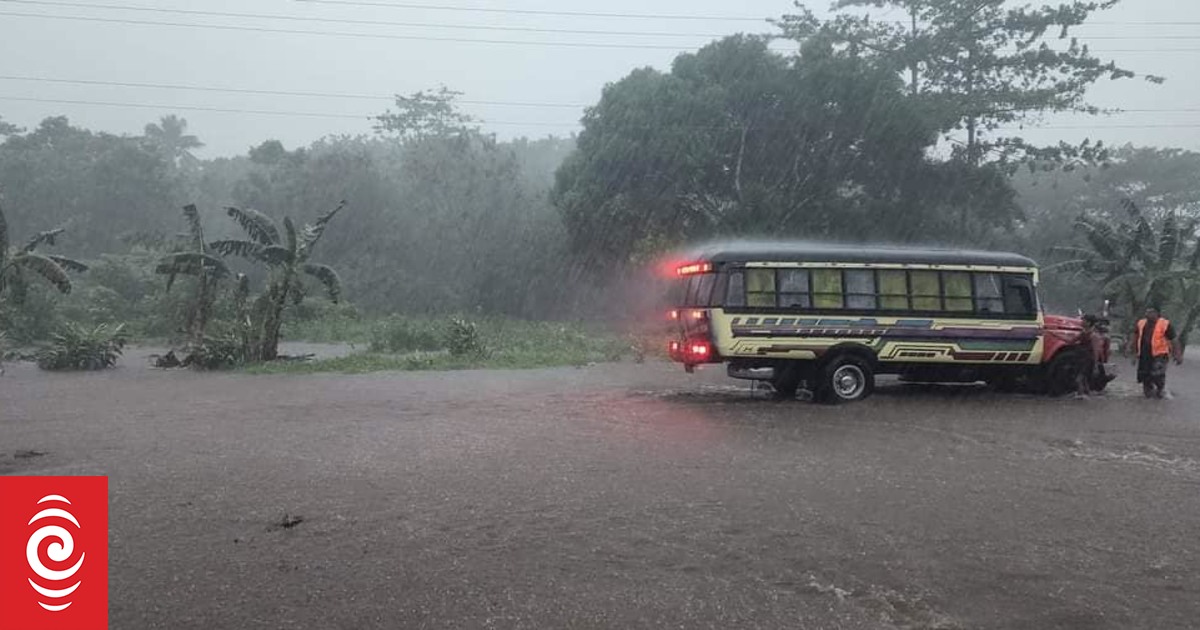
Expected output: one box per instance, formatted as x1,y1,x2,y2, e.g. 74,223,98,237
155,204,231,343
1051,199,1200,348
209,202,346,361
0,201,88,305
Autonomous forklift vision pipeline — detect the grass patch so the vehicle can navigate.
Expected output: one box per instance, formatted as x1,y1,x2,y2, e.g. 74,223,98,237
250,316,644,374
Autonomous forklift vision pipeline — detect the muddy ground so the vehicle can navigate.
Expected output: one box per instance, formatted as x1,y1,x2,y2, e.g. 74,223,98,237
2,352,1199,629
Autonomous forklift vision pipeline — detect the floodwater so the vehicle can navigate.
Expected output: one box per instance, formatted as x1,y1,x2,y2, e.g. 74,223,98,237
2,356,1199,629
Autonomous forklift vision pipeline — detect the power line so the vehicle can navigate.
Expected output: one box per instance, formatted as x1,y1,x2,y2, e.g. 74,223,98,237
0,10,777,50
7,95,1200,132
0,75,590,108
0,0,735,38
0,95,580,127
292,0,770,22
293,0,1200,28
6,75,1200,114
2,10,1196,53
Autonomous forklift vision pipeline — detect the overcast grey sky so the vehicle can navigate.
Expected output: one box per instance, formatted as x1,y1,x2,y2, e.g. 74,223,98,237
1,0,1198,157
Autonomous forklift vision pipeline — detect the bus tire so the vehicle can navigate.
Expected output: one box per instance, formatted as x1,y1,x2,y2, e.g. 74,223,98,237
987,373,1020,393
814,354,875,404
1045,348,1084,397
769,363,802,399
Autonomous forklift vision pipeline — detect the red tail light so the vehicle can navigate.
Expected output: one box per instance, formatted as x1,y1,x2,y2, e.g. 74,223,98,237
677,262,713,276
690,310,707,321
668,309,680,321
685,340,714,362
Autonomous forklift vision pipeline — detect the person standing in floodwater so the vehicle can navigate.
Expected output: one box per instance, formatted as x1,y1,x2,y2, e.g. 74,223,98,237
1131,306,1184,399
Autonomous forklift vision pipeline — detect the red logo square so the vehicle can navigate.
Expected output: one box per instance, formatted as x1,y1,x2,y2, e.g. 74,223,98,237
0,476,108,630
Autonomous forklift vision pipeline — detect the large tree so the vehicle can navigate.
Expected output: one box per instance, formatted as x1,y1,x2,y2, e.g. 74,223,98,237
0,117,183,256
553,35,1009,269
777,0,1161,169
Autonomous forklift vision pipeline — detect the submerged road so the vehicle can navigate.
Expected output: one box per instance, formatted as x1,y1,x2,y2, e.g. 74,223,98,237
2,356,1199,629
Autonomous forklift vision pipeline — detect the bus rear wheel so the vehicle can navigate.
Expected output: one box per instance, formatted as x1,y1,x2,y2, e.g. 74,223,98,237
769,363,801,399
814,354,875,404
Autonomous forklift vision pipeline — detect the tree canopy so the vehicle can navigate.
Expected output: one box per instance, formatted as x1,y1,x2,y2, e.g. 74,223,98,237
553,35,1019,268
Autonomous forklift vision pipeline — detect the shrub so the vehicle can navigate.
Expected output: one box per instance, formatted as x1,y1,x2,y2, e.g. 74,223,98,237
179,333,249,370
35,323,127,371
446,317,488,358
368,316,444,353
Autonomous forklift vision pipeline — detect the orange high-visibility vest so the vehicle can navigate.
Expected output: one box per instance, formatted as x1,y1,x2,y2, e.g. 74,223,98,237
1136,318,1172,357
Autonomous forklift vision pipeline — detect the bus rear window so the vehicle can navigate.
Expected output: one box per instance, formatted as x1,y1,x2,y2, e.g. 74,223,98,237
679,273,717,307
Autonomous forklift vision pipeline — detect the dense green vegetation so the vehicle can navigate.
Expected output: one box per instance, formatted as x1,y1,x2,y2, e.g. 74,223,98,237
2,0,1199,370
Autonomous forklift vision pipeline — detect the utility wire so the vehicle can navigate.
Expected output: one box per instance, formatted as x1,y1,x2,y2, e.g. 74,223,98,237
1,11,1195,53
0,0,737,38
6,95,1200,132
0,75,590,108
293,0,1200,27
0,10,779,50
292,0,770,22
4,75,1200,113
0,95,579,126
4,0,1199,40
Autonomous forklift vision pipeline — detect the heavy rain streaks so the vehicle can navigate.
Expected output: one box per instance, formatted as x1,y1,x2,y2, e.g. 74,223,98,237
3,0,1200,627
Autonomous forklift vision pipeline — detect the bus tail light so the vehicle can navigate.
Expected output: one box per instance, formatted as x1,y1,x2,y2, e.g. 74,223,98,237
684,339,716,363
677,262,713,276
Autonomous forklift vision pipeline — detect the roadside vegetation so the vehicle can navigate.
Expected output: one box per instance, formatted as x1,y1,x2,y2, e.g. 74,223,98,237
2,0,1200,371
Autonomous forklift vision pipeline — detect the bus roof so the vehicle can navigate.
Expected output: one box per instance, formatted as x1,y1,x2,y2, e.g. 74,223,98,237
685,240,1037,268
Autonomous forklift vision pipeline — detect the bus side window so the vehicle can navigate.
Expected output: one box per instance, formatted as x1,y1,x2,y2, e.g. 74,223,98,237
778,269,811,308
812,269,844,309
845,270,877,309
974,273,1005,314
943,272,973,312
1002,275,1036,316
911,271,942,311
746,269,775,308
725,271,746,307
878,270,908,310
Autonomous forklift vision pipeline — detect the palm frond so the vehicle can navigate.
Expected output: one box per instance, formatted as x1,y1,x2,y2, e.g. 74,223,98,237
303,263,341,303
182,204,205,251
46,255,88,273
1190,227,1200,272
300,201,346,254
0,202,9,266
259,246,295,266
1159,212,1181,270
155,252,230,291
209,239,266,260
1121,199,1155,268
283,216,298,255
1074,216,1124,262
14,252,72,294
22,228,65,253
225,207,280,245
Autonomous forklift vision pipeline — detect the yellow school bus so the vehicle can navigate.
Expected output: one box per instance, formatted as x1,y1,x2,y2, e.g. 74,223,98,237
667,241,1107,403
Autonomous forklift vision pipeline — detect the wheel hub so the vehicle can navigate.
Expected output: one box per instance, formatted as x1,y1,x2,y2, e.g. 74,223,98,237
833,365,866,398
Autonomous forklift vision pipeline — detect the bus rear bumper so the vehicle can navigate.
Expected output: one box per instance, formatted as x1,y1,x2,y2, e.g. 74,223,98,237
727,364,775,381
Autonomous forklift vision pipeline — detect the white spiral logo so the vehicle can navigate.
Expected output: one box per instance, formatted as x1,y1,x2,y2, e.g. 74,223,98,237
26,494,86,612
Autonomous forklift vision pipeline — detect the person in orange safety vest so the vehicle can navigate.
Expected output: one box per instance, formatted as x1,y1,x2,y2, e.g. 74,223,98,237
1130,306,1183,399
